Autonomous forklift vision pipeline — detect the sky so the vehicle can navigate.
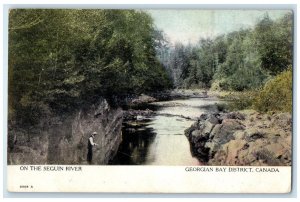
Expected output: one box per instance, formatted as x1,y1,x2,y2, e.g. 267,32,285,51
147,10,292,45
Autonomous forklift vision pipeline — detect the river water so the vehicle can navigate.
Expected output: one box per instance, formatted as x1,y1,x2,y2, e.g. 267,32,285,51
110,97,222,165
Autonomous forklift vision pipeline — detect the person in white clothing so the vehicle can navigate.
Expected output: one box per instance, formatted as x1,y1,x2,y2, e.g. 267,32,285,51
87,132,98,164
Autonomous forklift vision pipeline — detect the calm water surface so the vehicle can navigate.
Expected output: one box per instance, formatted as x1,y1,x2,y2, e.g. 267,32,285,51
110,97,222,165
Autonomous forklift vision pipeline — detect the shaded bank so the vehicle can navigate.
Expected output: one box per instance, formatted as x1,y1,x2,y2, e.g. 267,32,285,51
7,92,175,165
8,98,123,165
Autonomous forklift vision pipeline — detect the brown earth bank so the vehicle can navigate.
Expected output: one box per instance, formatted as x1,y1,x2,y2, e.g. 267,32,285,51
8,98,123,165
184,111,292,166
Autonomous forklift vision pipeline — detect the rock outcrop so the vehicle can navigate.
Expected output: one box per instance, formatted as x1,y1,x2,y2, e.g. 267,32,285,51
185,111,292,166
123,109,155,121
130,94,157,106
8,98,123,165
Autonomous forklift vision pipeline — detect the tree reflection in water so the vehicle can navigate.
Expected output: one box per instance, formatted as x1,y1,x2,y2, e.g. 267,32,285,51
109,120,156,165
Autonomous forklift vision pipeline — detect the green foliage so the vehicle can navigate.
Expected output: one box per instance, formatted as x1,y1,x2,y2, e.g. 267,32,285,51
253,67,292,112
223,67,292,113
9,9,171,126
212,29,269,91
254,13,293,75
224,91,257,111
156,12,293,92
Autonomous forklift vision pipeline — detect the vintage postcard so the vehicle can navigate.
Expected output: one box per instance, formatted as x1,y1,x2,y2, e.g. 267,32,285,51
7,8,293,193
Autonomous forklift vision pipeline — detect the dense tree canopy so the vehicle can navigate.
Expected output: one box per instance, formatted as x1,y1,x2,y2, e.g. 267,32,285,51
9,9,172,126
156,12,293,91
9,10,293,126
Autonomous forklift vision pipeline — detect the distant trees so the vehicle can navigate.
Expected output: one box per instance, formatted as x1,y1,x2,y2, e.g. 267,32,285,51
213,29,268,91
254,13,293,75
9,9,172,126
156,12,293,91
8,10,294,126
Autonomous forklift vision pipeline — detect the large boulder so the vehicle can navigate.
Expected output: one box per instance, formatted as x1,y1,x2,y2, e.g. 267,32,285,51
211,119,245,145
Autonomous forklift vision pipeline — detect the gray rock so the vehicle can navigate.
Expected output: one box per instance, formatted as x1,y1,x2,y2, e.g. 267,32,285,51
210,124,222,139
213,119,245,144
198,113,208,121
272,113,292,128
225,112,245,120
245,128,265,142
185,110,291,166
233,131,246,140
207,114,220,125
202,120,216,135
8,98,123,165
191,130,202,139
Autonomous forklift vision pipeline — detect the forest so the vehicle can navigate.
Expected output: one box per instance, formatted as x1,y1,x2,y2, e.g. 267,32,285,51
9,9,172,127
9,10,293,129
157,12,292,90
156,12,293,112
8,9,293,167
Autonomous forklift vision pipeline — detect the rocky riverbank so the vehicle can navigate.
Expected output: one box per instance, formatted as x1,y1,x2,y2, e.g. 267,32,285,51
185,111,292,166
122,90,209,121
8,98,123,165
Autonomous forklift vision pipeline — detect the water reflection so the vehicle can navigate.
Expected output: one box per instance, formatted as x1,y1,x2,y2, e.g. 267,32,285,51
109,120,157,165
110,98,221,165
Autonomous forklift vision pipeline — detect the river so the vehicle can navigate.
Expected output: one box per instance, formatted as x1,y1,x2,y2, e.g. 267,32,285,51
109,97,222,165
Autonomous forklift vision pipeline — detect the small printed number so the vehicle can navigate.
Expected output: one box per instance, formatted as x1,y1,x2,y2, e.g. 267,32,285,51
20,185,29,188
20,185,33,189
